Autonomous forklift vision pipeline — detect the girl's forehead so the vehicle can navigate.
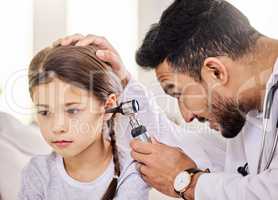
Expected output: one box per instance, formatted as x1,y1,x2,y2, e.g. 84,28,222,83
32,78,97,105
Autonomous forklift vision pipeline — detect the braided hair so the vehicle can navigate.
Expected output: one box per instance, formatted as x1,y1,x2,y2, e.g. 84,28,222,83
102,114,121,200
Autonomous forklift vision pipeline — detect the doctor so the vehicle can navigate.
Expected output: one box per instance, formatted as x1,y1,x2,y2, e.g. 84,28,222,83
55,0,278,199
134,0,278,199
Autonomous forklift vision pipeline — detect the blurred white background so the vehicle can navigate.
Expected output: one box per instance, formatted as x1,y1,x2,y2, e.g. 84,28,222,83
0,1,278,199
1,0,278,125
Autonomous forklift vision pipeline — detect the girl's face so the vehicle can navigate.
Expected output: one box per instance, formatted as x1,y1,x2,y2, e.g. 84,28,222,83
32,78,106,158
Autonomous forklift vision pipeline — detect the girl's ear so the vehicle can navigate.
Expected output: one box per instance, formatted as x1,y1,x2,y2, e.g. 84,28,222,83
103,94,117,121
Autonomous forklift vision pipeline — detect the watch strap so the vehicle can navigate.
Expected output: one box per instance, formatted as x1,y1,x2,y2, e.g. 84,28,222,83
186,168,203,175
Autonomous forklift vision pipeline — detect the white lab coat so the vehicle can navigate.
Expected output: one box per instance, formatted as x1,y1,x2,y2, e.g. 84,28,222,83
118,59,278,200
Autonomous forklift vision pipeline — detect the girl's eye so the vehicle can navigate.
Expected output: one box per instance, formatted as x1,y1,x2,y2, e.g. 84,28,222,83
38,110,49,116
67,108,80,115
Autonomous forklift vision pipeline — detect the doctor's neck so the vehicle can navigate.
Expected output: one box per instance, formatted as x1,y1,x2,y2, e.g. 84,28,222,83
252,37,278,73
243,36,278,111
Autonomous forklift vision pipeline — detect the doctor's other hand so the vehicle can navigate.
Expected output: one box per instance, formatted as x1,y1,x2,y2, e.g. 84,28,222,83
130,138,197,197
52,33,131,86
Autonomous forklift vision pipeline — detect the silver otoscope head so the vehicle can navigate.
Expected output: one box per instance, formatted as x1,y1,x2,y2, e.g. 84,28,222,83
105,99,139,115
105,99,141,128
105,99,151,143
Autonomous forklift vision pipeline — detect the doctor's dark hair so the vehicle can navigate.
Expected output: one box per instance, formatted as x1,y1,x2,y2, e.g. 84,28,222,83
29,46,122,200
136,0,262,81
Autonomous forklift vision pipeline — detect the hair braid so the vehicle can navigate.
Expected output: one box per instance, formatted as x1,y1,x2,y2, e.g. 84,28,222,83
102,114,121,200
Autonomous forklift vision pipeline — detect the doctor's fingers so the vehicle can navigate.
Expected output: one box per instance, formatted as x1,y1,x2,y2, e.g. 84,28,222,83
53,33,85,47
136,163,152,179
130,139,154,154
131,151,152,165
138,164,169,193
76,34,118,53
96,50,123,70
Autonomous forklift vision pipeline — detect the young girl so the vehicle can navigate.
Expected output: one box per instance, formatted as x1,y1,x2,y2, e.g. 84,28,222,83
18,46,148,199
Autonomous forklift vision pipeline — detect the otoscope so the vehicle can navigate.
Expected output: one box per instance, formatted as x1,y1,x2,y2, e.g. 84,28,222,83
105,100,151,143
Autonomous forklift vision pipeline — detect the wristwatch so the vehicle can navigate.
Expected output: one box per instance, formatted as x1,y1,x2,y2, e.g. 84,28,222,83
173,168,203,199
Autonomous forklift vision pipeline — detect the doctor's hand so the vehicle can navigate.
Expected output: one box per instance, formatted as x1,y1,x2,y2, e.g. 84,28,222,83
130,138,198,198
52,33,131,86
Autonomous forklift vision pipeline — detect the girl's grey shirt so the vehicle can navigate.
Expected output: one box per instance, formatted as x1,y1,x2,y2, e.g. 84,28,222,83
18,150,149,200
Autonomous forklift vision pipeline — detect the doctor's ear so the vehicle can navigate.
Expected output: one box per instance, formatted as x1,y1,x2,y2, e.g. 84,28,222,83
103,94,117,121
201,57,229,87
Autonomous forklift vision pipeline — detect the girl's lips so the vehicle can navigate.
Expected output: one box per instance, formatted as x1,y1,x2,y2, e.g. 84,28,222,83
52,140,73,148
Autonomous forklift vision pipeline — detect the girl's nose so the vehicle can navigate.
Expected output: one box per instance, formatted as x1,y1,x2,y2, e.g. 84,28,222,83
52,115,68,134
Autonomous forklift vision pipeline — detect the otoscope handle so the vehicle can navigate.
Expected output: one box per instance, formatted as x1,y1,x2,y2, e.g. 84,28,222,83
131,125,151,143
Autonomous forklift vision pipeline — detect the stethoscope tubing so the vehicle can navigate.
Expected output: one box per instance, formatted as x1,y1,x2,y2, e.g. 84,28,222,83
257,82,278,174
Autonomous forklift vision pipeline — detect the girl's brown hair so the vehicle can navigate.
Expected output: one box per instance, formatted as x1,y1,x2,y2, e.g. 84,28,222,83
29,45,123,200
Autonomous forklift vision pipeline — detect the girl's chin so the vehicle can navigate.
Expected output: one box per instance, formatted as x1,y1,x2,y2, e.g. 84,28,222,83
53,148,78,158
57,151,79,159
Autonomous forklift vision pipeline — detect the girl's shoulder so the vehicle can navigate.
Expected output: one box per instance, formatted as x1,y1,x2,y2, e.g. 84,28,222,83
117,145,140,183
115,145,150,199
28,152,57,167
22,152,57,181
19,153,59,199
117,144,134,167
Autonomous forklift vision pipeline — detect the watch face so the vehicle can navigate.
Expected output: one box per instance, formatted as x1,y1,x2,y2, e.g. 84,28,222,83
174,171,191,192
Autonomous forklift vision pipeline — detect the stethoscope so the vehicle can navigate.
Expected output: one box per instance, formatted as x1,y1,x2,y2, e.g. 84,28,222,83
257,81,278,174
238,81,278,176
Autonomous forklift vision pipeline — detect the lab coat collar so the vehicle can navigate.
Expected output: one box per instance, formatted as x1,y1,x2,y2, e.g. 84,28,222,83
262,57,278,124
273,58,278,78
243,58,278,173
266,57,278,88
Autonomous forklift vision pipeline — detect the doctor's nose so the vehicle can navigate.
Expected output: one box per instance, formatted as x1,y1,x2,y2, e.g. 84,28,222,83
178,102,196,123
182,110,196,123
